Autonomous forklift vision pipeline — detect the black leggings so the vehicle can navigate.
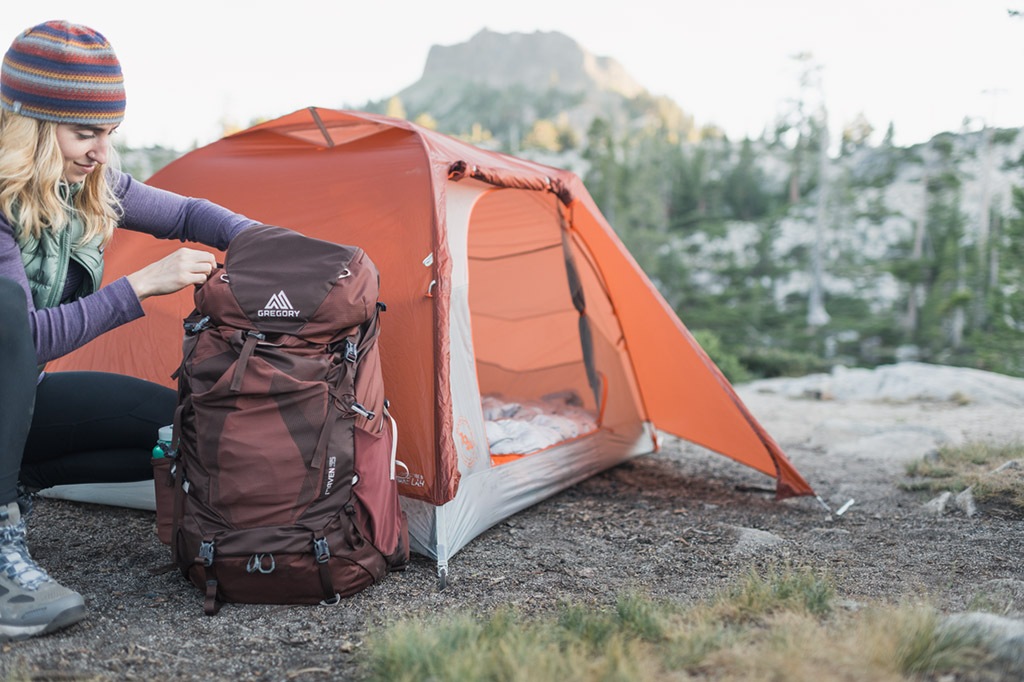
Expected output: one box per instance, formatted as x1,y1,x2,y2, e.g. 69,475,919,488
0,277,39,505
0,277,174,505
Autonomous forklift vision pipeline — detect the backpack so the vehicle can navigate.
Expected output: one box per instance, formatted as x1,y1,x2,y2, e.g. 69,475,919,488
155,224,409,615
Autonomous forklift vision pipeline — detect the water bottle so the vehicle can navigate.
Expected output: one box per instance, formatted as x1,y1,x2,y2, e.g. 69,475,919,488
152,424,175,544
152,424,174,459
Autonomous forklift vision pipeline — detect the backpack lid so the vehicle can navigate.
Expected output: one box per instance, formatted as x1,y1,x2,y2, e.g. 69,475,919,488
223,224,366,335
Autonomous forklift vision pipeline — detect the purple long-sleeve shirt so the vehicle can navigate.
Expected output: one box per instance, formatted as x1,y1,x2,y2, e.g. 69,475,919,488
0,169,256,364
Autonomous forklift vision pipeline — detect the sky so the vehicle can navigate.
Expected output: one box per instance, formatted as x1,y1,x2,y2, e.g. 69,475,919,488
2,1,1023,151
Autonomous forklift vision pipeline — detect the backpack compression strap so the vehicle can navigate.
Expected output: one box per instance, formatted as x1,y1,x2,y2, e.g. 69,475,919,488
310,304,384,473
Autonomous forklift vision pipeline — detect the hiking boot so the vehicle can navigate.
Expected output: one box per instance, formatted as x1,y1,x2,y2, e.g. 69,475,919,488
0,501,86,641
15,483,36,520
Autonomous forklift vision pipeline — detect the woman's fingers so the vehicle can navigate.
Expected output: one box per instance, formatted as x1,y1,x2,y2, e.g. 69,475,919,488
127,247,218,301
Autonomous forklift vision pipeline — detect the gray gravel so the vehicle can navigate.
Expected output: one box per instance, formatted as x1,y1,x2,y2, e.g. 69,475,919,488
2,380,1023,681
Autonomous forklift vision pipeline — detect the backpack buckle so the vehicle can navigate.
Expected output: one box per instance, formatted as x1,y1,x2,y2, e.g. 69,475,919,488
313,537,331,564
198,541,215,567
183,316,211,335
344,338,358,363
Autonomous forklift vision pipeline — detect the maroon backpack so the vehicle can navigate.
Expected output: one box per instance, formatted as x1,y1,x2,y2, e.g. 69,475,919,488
156,224,409,614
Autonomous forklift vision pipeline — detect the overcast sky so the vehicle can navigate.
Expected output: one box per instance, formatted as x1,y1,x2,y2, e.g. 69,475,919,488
3,1,1022,150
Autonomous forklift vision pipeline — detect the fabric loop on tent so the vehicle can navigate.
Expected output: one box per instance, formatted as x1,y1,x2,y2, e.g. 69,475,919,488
447,160,574,206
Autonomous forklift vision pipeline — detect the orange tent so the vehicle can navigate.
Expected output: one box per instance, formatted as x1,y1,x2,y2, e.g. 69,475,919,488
52,108,813,576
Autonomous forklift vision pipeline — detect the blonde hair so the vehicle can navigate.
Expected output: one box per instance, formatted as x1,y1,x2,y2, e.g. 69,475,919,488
0,109,121,245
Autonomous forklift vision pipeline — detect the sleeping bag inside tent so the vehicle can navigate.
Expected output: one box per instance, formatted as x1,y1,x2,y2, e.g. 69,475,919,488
50,108,815,575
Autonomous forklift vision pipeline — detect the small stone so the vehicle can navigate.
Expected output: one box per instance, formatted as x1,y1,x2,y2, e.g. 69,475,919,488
954,487,977,517
923,491,952,515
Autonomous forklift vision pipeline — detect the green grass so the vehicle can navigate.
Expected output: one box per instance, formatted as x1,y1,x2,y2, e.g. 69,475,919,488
715,564,835,621
361,565,998,681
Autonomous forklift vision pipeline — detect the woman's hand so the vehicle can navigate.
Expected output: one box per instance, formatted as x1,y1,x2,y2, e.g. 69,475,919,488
126,247,217,301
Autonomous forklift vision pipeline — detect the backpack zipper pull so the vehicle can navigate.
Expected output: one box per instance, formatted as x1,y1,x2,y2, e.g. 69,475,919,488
351,402,375,420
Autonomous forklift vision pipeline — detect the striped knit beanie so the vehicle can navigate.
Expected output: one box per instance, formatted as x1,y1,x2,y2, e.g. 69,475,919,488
1,20,125,125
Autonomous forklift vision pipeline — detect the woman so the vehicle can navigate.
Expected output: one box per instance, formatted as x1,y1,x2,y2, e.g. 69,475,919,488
0,21,256,641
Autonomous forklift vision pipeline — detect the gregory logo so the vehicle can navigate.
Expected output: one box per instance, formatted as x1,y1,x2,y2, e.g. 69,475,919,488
258,290,300,318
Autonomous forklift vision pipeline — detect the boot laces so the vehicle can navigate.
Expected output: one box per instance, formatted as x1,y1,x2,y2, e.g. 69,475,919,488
0,520,52,591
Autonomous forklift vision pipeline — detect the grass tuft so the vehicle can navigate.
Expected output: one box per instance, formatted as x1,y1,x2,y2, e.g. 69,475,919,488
715,564,835,621
903,442,1024,516
614,592,671,642
361,566,1013,681
971,463,1024,517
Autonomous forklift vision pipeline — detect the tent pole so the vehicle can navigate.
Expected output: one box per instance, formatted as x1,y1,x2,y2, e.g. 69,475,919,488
435,504,450,590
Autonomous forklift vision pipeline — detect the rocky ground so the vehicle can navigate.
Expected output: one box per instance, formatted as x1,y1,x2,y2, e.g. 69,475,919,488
2,362,1023,681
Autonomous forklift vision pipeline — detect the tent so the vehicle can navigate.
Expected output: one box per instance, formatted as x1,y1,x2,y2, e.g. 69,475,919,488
51,108,814,580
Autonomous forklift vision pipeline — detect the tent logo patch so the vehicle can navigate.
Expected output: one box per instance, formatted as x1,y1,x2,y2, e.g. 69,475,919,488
259,290,300,318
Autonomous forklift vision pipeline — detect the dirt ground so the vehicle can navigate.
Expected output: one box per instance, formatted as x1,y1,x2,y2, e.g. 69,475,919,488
2,379,1023,681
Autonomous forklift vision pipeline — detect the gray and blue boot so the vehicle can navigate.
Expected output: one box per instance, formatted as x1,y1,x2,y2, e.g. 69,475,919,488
0,500,86,641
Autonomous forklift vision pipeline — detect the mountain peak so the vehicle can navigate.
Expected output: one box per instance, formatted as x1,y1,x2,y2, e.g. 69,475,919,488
372,29,691,159
409,28,646,100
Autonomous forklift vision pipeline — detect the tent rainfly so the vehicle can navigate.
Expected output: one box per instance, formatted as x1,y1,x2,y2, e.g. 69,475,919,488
51,108,815,582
